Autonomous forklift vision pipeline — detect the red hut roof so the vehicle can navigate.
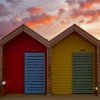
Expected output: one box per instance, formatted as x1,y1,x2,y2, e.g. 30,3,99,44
0,24,49,47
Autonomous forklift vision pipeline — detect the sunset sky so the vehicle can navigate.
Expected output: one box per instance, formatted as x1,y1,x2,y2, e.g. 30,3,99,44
0,0,100,40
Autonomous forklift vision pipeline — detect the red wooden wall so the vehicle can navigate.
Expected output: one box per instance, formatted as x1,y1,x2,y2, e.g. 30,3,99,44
3,32,47,94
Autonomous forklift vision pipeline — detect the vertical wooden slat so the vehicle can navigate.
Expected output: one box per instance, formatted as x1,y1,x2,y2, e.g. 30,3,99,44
0,46,2,94
97,47,100,95
25,53,45,94
46,47,52,95
73,52,94,93
51,33,95,94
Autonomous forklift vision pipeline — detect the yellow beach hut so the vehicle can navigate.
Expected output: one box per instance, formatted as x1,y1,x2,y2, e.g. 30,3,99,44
49,24,100,95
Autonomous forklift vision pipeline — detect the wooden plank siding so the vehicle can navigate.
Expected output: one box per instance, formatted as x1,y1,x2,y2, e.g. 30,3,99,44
51,32,96,94
0,46,2,94
97,47,100,95
46,47,52,95
3,32,47,94
0,24,99,95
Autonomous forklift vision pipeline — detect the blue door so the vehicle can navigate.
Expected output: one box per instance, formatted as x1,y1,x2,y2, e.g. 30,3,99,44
25,53,45,94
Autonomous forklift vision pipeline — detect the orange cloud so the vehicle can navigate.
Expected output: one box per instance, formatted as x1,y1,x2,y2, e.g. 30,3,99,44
38,14,57,25
87,13,100,24
25,22,36,28
81,0,100,9
27,7,45,15
82,2,92,9
25,13,58,29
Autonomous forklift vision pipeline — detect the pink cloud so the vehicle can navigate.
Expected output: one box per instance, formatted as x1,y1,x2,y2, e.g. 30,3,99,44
0,21,20,37
79,19,84,23
0,0,99,40
86,14,100,24
0,10,58,38
70,8,100,24
6,0,22,5
0,3,10,17
58,8,66,15
71,0,100,24
27,7,45,15
71,10,96,18
66,0,100,9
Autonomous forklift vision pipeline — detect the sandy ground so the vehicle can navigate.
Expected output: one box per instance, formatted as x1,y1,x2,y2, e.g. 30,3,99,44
0,94,100,100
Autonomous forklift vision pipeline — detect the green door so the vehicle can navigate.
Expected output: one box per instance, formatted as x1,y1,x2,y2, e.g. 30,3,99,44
73,53,94,93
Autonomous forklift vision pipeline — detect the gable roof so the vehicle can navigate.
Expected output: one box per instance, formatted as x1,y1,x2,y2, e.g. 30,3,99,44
49,24,99,47
0,24,49,47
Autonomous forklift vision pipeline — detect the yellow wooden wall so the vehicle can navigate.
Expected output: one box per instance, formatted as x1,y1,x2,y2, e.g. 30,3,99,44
51,33,95,94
